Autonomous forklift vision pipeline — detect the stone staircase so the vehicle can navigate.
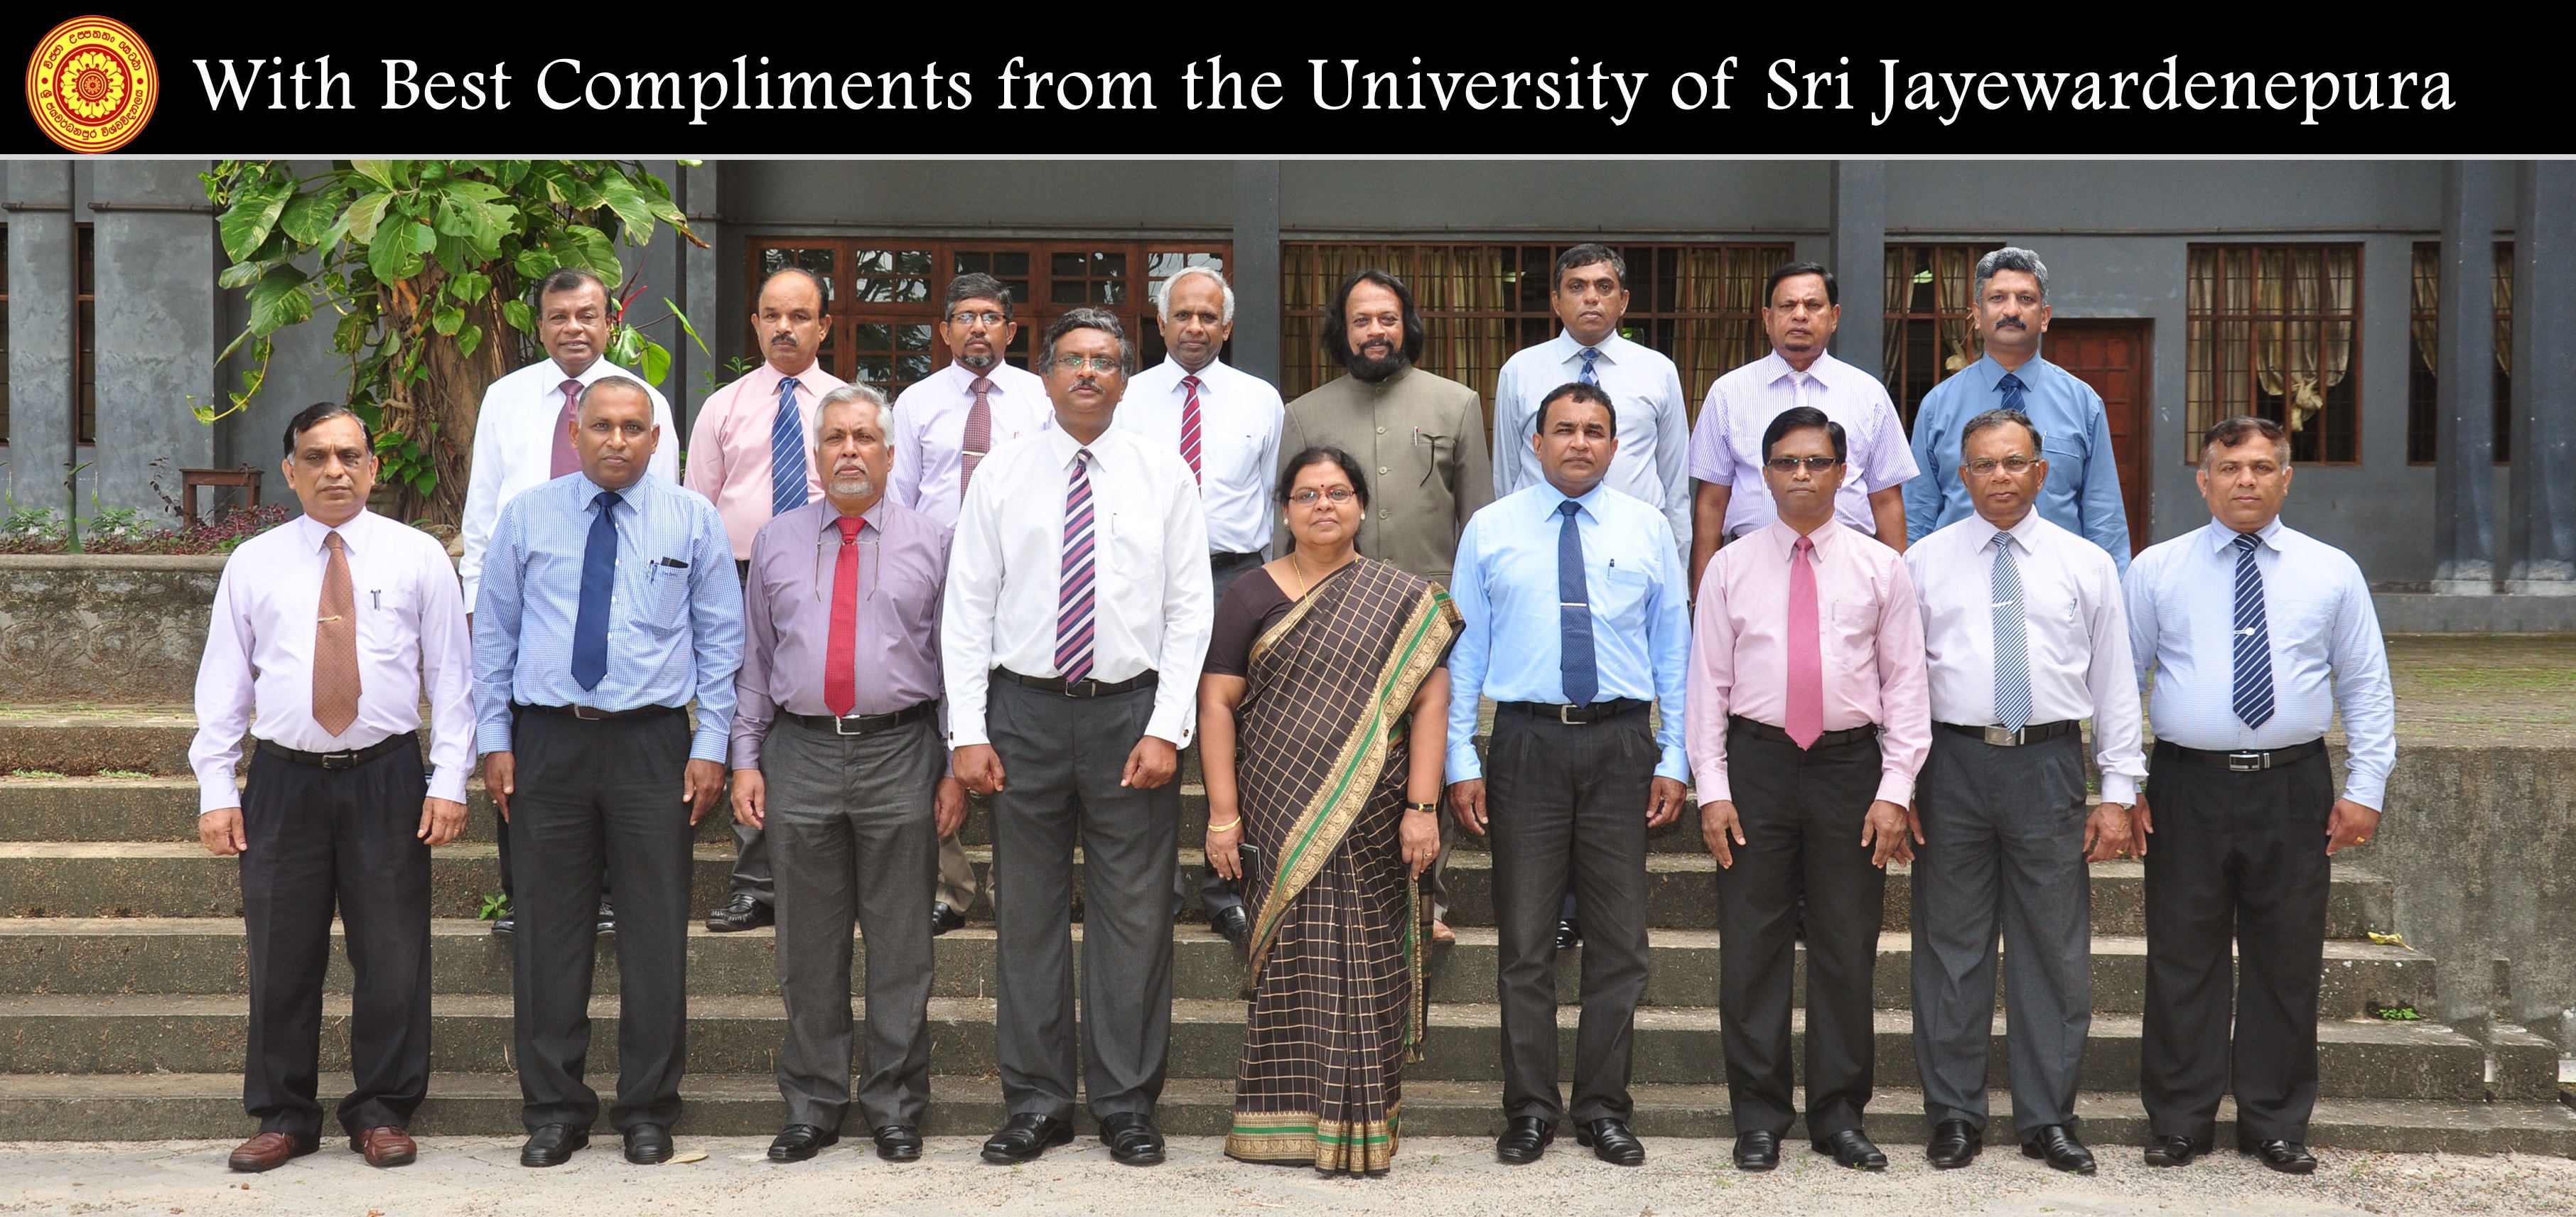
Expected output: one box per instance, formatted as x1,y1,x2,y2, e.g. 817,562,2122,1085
0,710,2570,1153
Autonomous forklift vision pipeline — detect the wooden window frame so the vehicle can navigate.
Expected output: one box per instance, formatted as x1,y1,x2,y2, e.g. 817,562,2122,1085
2405,240,2512,466
1882,243,2005,429
2184,243,2364,465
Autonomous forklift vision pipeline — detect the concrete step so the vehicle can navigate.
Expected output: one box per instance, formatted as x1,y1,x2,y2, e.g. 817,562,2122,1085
0,714,200,777
0,919,2440,1021
0,991,2488,1100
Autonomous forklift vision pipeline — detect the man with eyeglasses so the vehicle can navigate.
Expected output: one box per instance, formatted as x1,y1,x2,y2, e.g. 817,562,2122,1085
1901,408,2145,1176
943,308,1213,1168
1904,247,2132,572
890,271,1050,934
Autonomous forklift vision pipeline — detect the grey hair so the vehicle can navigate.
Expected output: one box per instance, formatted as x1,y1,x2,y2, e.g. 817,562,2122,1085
1155,265,1236,326
576,375,653,416
1973,247,2050,304
1042,308,1136,375
812,383,888,444
1960,407,2044,455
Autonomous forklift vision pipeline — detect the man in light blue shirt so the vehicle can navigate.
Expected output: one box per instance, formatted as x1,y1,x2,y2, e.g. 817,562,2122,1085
1904,247,2132,571
1445,382,1689,1168
472,377,744,1169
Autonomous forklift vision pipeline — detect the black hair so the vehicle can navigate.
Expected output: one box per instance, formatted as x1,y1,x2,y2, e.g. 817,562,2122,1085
1040,308,1136,374
1275,445,1371,512
1760,404,1848,463
1320,269,1426,367
1764,260,1838,308
943,272,1015,321
282,402,371,458
1553,244,1627,293
2205,414,2289,460
1536,382,1617,434
1961,407,2044,454
537,266,608,305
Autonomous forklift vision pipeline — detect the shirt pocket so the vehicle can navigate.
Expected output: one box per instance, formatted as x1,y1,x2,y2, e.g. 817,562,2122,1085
1830,597,1880,674
1591,562,1656,636
636,561,693,639
884,560,943,640
360,581,421,664
1106,509,1164,581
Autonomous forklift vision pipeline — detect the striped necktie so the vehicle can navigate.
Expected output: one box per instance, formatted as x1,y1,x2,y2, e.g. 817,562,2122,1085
1997,371,2027,416
1578,347,1601,386
770,376,809,514
1180,374,1204,485
1055,449,1099,684
1990,531,2030,732
2230,532,2277,728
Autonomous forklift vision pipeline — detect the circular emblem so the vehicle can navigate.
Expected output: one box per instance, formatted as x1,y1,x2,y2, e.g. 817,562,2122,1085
26,17,157,154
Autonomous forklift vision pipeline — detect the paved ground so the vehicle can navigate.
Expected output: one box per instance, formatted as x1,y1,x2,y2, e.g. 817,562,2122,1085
5,1136,2576,1217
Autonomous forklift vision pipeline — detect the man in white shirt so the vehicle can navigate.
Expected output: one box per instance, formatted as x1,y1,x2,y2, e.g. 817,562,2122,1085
1119,266,1283,944
944,308,1213,1168
1492,244,1691,564
190,404,473,1174
2126,415,2396,1177
1902,408,2145,1177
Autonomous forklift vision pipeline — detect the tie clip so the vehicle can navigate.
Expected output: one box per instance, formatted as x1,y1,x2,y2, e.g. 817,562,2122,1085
317,615,344,622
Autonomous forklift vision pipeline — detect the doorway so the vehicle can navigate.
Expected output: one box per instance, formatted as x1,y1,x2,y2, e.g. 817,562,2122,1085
2044,319,2151,553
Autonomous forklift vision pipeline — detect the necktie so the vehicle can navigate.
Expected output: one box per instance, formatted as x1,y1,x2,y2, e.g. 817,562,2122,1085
770,377,810,515
1557,500,1597,706
1179,374,1205,485
1055,450,1097,684
824,514,863,718
1578,347,1601,386
2230,533,2277,728
313,531,361,736
571,489,621,691
1990,531,2031,732
961,376,994,495
1784,535,1823,749
1996,371,2027,416
549,378,583,477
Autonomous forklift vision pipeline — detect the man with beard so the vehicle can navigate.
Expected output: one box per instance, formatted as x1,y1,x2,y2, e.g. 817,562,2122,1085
686,266,844,935
889,272,1047,934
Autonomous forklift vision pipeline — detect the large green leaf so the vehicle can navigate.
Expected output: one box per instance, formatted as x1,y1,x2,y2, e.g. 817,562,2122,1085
597,179,658,245
217,259,268,289
637,338,671,386
247,266,313,335
563,226,621,283
344,191,392,244
457,323,484,359
447,270,492,303
349,160,397,190
369,219,429,283
217,173,293,262
513,246,559,281
431,302,464,335
277,186,345,246
502,299,535,332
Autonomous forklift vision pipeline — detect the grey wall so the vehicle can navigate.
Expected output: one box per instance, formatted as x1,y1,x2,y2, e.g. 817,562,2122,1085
2,163,72,514
90,163,217,521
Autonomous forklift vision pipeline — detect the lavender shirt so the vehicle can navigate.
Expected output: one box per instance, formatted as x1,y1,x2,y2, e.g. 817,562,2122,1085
1688,349,1918,539
731,497,952,769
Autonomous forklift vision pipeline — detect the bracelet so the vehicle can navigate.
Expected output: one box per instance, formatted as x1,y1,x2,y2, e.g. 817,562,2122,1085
1406,801,1438,815
1207,818,1242,833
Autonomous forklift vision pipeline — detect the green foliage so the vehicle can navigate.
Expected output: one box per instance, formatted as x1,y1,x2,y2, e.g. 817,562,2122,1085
478,894,510,921
2375,1005,2425,1021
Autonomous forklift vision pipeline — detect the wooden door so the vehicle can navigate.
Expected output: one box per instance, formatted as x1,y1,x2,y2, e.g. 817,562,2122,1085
2044,319,2150,553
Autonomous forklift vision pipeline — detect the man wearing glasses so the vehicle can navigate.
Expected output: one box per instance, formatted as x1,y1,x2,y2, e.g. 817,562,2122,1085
889,271,1050,934
942,309,1214,1167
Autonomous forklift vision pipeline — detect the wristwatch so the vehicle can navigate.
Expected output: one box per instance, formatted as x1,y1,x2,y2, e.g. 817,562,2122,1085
1406,801,1439,815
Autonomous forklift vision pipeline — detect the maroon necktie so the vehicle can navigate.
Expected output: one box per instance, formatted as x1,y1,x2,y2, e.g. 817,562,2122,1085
549,377,583,477
1180,374,1204,485
824,515,864,718
960,376,994,495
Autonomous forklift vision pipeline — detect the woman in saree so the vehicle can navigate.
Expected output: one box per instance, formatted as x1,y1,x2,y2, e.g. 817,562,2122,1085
1202,445,1460,1177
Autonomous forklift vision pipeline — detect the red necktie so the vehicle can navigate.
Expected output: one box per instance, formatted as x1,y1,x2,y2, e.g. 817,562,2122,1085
824,515,863,717
1180,374,1204,485
549,377,583,477
1784,535,1823,749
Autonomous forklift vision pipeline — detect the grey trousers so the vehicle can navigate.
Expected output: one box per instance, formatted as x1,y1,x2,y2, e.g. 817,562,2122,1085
988,673,1176,1122
1909,728,2094,1135
733,792,977,914
765,715,941,1132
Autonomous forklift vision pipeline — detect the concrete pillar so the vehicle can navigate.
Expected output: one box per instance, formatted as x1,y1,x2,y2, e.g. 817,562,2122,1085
1827,160,1886,383
2,162,74,510
90,161,216,521
2506,161,2576,594
676,161,722,431
1230,160,1281,388
2432,161,2498,594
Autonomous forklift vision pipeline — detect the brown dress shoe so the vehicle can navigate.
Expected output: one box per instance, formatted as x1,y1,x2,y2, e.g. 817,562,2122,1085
352,1126,418,1167
227,1131,318,1172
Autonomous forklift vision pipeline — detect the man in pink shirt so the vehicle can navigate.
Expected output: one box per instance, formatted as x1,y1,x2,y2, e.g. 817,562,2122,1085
685,266,841,934
1685,404,1931,1174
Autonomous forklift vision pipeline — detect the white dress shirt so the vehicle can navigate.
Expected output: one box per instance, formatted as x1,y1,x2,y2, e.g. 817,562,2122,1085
190,509,475,813
458,357,679,605
942,424,1214,750
1907,510,2147,804
2126,516,2398,810
888,360,1054,527
1119,356,1285,556
1492,332,1693,561
1690,349,1917,539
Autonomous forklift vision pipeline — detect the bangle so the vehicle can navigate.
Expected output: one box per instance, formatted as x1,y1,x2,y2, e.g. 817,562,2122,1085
1406,801,1438,815
1207,818,1241,833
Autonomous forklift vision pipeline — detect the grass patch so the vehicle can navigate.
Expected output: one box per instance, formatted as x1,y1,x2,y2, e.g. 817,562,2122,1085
7,769,66,779
2375,1005,2425,1021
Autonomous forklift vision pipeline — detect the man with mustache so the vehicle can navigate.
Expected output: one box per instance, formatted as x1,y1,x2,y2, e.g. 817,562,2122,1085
1904,247,2133,572
685,266,844,935
890,272,1050,934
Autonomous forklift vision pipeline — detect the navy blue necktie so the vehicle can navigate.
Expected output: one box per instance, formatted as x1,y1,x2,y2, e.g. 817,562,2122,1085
2230,532,2277,728
572,489,621,691
770,377,810,515
1557,499,1597,706
1996,371,2027,415
1578,347,1601,386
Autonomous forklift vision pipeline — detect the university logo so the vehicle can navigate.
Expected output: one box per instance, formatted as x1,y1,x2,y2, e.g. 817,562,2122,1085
26,16,158,153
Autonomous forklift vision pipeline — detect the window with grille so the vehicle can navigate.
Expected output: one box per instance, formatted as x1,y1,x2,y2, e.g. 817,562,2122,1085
1882,244,2005,428
2184,244,2362,464
1278,242,1793,436
2405,242,2512,465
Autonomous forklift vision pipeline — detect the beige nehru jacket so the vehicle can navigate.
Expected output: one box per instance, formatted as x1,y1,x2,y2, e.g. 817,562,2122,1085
1277,363,1494,587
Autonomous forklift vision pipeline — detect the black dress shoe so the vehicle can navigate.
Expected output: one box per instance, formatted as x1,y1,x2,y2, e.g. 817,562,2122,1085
931,902,967,936
981,1113,1072,1163
1494,1115,1554,1164
1554,918,1581,951
2143,1134,2210,1167
1926,1119,1983,1169
1098,1113,1165,1166
623,1123,673,1164
596,897,616,939
2239,1137,2317,1174
1575,1118,1644,1165
873,1125,922,1162
1210,905,1251,948
1813,1127,1888,1170
767,1124,837,1162
1731,1129,1781,1172
489,911,516,938
2022,1125,2096,1175
520,1123,588,1168
706,892,774,933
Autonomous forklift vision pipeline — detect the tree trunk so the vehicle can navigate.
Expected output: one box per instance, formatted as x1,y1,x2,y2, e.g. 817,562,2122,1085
370,273,522,527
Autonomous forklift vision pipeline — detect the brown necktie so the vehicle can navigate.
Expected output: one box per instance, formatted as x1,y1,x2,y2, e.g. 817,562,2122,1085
549,377,583,477
313,531,362,737
960,375,994,494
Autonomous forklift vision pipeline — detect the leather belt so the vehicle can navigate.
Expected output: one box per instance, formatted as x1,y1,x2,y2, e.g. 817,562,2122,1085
256,733,413,771
1001,669,1158,698
1939,720,2079,747
2158,737,2327,773
1729,714,1880,750
1209,550,1264,568
1499,698,1649,725
514,701,684,723
781,701,937,737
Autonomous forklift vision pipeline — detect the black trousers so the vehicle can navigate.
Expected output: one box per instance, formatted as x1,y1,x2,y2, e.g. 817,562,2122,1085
1714,722,1887,1139
1486,705,1654,1125
1175,550,1265,923
508,708,695,1131
2140,741,2334,1144
239,738,432,1139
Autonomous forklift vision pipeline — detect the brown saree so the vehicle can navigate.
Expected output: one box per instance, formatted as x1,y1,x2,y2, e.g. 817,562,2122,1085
1222,558,1460,1176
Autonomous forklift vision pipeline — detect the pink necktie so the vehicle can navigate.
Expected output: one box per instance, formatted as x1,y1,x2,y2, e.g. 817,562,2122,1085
549,377,583,477
1784,535,1823,749
1180,374,1204,485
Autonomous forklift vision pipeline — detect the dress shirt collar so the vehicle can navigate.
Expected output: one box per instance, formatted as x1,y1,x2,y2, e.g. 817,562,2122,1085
2202,514,2287,555
812,499,880,538
289,508,376,556
1533,477,1611,521
942,359,1022,394
1756,347,1845,389
568,471,640,512
1983,509,2046,553
1544,330,1636,368
1963,353,2058,393
1754,515,1848,563
1038,423,1116,470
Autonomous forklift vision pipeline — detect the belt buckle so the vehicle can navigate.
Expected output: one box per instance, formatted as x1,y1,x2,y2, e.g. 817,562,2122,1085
833,715,866,736
571,704,605,722
318,750,358,770
1558,703,1584,725
1064,678,1089,698
1983,725,2023,747
2227,750,2268,772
